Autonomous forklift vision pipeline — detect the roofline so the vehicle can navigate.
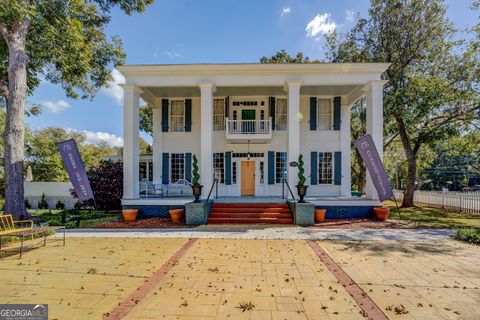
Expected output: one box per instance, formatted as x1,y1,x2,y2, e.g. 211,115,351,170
117,63,390,76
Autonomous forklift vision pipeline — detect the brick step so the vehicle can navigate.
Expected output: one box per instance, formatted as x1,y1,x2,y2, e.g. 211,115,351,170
211,208,291,214
211,203,289,209
209,213,292,219
207,217,294,224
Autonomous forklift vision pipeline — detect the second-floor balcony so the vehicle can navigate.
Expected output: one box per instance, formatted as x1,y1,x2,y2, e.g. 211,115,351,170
225,117,272,142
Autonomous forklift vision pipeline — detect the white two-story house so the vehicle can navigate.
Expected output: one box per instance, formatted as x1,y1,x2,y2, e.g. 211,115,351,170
119,63,388,219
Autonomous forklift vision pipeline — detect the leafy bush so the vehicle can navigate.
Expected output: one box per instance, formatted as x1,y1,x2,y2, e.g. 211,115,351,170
24,199,31,209
297,154,306,186
453,229,480,244
64,221,76,229
38,193,49,209
47,218,62,226
84,160,123,210
55,200,65,210
192,154,200,186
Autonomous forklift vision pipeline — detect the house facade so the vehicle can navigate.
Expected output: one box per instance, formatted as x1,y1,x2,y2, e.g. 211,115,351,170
119,63,388,213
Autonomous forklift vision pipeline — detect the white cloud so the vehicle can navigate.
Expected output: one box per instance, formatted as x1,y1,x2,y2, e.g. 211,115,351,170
163,50,182,59
42,100,71,113
67,128,123,147
101,68,125,105
345,9,355,23
281,7,291,16
305,13,337,38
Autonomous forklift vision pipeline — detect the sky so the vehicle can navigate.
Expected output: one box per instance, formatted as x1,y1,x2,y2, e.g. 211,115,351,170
26,0,478,147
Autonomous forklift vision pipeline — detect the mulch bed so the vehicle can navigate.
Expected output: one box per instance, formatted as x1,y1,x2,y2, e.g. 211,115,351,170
92,218,188,229
314,218,415,229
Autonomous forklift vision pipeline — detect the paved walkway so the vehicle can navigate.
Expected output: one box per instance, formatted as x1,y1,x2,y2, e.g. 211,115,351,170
60,227,455,242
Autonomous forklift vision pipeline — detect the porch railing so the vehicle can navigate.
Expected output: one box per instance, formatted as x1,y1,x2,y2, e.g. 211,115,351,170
225,117,272,135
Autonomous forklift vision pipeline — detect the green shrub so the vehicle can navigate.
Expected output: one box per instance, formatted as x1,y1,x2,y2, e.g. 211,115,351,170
192,154,200,186
24,199,31,209
47,218,62,226
38,193,48,209
297,154,306,186
453,229,480,244
64,221,76,229
55,200,65,210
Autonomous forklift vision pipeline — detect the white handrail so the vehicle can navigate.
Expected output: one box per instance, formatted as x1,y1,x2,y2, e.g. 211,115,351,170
226,117,271,134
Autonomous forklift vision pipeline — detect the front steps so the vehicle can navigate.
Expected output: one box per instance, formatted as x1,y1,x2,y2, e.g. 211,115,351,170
207,203,293,224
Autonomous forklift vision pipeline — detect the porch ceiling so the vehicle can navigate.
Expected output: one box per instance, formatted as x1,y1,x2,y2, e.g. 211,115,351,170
141,85,361,100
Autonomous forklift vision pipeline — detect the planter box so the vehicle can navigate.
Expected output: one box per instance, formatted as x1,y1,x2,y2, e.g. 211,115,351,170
288,201,315,226
185,201,210,225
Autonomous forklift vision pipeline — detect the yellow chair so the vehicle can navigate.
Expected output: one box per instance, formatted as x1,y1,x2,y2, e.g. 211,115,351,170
0,214,34,241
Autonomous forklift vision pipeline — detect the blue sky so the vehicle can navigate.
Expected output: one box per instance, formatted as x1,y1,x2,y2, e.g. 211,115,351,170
26,0,477,146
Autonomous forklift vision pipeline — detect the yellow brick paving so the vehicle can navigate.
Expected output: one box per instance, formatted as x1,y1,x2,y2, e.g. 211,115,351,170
123,239,364,320
320,240,480,320
0,238,187,320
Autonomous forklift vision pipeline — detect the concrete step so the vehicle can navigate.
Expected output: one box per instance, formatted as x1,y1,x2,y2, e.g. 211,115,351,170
209,212,292,219
211,203,289,209
207,217,294,224
210,207,291,214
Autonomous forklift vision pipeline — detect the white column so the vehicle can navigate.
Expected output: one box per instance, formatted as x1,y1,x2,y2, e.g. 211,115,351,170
152,100,162,185
122,84,140,199
340,103,351,197
365,80,386,200
199,82,216,195
285,81,302,187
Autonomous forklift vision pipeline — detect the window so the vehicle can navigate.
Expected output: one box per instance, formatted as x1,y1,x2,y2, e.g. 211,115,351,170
171,153,185,183
232,162,237,184
317,99,332,130
213,153,225,183
276,98,287,130
318,152,333,184
259,161,264,184
213,98,225,131
139,161,153,181
275,152,287,183
170,100,185,132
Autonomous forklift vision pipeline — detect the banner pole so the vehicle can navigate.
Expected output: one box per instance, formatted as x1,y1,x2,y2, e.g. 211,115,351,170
391,192,402,220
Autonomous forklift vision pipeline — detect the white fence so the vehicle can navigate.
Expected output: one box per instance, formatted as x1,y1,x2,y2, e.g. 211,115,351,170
394,190,480,214
25,196,77,210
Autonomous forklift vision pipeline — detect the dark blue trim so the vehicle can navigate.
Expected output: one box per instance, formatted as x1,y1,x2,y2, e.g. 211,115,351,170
184,99,192,132
225,152,232,185
333,96,341,130
310,97,317,131
268,151,275,185
185,153,192,182
334,151,341,185
162,153,169,184
161,99,169,132
311,151,318,185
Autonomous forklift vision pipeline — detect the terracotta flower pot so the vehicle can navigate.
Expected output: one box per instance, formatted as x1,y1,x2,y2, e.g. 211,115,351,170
169,209,184,223
373,207,389,221
315,209,327,223
122,209,138,222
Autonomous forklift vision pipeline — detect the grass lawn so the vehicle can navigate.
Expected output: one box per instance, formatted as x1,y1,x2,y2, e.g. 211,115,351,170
26,209,121,229
385,200,480,228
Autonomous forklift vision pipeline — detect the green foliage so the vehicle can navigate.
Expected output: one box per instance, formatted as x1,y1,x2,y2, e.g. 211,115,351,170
140,105,153,135
192,154,200,186
55,200,65,210
453,229,480,245
64,221,76,229
24,199,31,209
260,50,319,63
297,154,306,186
47,217,62,226
38,193,48,209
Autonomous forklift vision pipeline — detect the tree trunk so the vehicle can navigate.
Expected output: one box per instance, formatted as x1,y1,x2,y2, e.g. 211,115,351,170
2,26,29,219
395,115,416,207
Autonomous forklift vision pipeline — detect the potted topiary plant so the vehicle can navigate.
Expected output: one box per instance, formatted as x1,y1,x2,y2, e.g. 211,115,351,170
191,154,203,202
296,154,309,203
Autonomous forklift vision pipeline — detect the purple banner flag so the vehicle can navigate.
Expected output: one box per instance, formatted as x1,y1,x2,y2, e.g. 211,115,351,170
57,139,94,202
354,134,394,202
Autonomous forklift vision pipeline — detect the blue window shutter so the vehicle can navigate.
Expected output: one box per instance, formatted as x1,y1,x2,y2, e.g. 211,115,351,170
333,96,341,130
334,151,342,185
269,97,276,130
310,97,317,131
184,99,192,132
162,153,169,184
268,151,275,184
185,153,192,182
225,96,229,119
225,152,232,185
161,99,169,132
311,152,318,185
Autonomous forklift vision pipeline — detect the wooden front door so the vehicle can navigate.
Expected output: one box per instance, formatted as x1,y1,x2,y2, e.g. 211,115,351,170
241,161,255,196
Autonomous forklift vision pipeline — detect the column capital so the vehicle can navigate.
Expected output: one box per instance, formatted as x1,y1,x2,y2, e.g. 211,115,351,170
198,82,217,93
283,80,303,92
362,80,388,92
120,83,143,94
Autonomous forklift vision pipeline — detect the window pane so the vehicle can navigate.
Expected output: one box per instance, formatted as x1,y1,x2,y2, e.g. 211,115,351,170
170,100,185,132
213,99,225,131
317,99,332,130
232,162,237,184
318,152,333,184
275,152,287,183
171,153,185,183
213,153,225,183
275,99,288,130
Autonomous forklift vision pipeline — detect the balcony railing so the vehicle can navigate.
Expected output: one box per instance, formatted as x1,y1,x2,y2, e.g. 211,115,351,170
225,118,272,142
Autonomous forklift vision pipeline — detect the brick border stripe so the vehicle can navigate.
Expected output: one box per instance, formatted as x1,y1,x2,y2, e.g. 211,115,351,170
306,240,389,320
106,238,197,320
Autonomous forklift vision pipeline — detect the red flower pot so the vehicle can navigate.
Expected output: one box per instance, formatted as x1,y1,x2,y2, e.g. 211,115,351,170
122,209,138,222
169,209,184,223
373,207,389,221
315,209,327,223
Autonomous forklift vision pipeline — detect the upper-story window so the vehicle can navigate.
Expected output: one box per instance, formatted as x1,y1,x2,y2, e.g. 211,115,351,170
170,100,185,132
276,98,287,130
317,99,332,130
213,98,225,131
